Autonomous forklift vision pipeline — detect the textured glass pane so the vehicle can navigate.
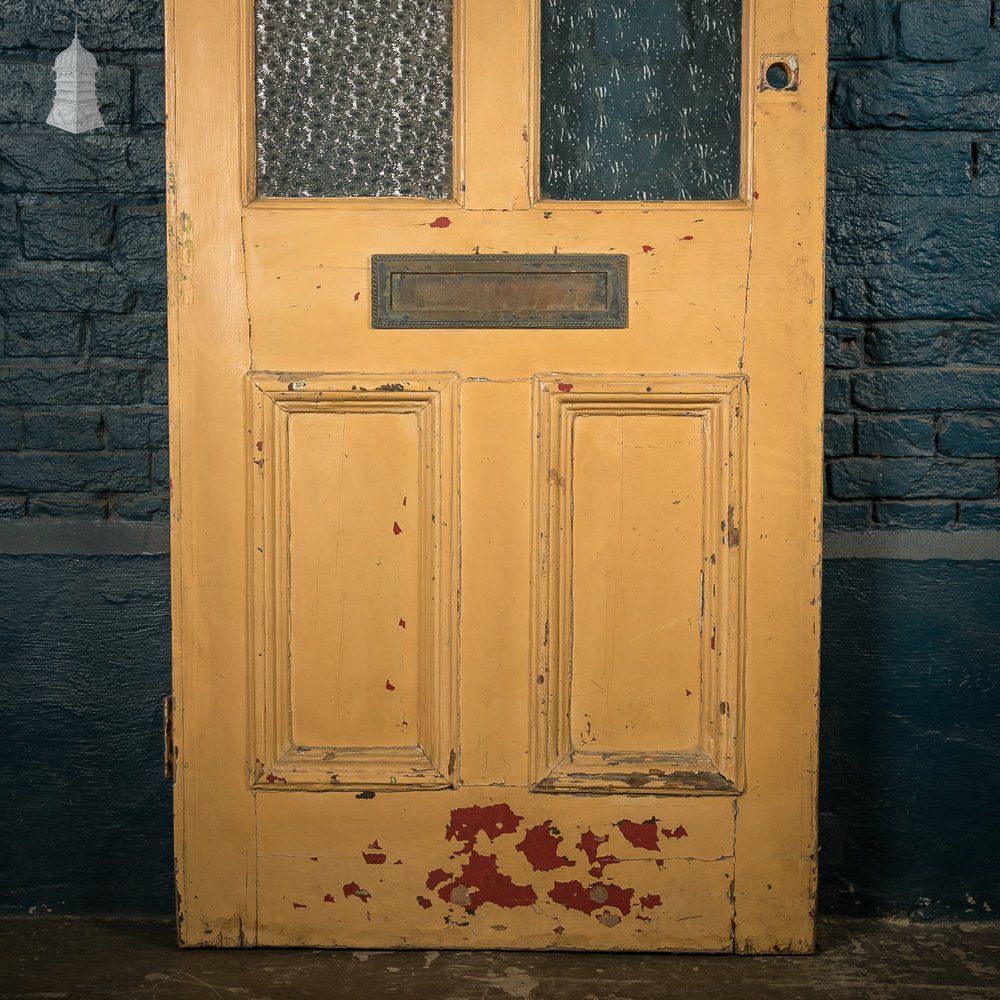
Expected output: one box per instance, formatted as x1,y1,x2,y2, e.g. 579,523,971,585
255,0,453,198
541,0,741,201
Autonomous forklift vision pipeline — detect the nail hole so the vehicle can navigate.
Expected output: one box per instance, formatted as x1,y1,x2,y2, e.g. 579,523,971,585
765,61,792,90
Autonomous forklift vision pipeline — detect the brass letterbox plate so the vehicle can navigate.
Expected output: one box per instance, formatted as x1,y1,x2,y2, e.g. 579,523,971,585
371,254,628,329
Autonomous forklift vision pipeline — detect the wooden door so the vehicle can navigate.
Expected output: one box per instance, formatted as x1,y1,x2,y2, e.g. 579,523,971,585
166,0,825,952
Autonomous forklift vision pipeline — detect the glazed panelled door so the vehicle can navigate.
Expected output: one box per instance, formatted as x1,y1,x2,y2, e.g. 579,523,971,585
166,0,825,952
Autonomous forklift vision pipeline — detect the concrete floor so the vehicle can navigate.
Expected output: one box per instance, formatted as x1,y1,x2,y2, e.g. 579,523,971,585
1,918,998,999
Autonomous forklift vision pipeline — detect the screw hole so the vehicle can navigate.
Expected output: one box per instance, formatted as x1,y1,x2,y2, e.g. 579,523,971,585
765,61,792,90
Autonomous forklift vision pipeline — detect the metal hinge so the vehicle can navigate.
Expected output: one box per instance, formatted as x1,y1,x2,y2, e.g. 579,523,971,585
163,695,177,783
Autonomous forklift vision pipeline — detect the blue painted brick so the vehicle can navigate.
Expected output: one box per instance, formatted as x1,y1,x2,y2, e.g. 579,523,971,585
831,271,1000,321
0,409,19,450
151,450,169,489
0,453,149,493
865,324,1000,367
3,313,83,358
116,207,165,261
27,495,107,519
825,416,855,457
939,414,1000,457
875,501,958,529
824,501,873,532
827,197,1000,320
111,495,169,522
0,497,26,519
825,325,863,369
90,314,167,360
20,200,114,261
135,62,165,127
0,196,17,265
104,409,168,450
828,458,998,499
898,0,991,62
827,133,974,198
830,63,1000,131
0,365,143,406
22,412,102,452
977,141,1000,197
856,415,936,456
853,369,1000,412
112,257,167,313
826,372,853,414
0,264,135,314
0,4,164,50
0,134,165,195
827,196,1000,273
959,500,1000,526
143,365,167,406
829,0,894,58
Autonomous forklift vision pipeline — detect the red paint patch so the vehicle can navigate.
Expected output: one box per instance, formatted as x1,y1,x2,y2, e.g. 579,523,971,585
640,893,663,910
445,803,523,854
309,857,318,861
557,383,574,393
417,895,432,909
353,291,361,301
385,680,395,691
681,235,694,241
393,521,403,535
662,824,688,840
616,818,661,852
255,441,263,452
398,618,406,629
363,851,387,865
323,893,336,903
292,901,307,909
685,688,692,697
429,216,451,229
426,868,451,890
548,881,634,917
264,773,286,784
343,882,371,902
436,851,537,912
711,631,716,650
516,820,575,872
753,191,760,201
402,496,407,506
577,830,620,877
641,244,654,254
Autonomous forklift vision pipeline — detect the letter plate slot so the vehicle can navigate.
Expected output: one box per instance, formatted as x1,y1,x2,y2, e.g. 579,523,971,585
371,254,628,329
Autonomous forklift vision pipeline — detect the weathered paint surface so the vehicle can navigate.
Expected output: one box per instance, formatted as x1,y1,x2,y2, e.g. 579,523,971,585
167,0,825,951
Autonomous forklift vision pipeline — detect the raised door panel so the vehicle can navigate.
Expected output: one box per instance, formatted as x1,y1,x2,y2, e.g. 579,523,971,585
533,376,746,794
249,374,459,791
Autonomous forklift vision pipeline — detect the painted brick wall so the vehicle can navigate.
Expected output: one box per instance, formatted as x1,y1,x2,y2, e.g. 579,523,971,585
0,1,167,522
826,0,1000,530
0,1,998,921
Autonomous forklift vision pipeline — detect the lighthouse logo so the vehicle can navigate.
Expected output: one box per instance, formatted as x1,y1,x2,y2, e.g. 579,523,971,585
47,26,105,135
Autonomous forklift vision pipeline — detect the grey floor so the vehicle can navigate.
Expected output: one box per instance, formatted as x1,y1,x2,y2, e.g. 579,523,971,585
1,918,999,999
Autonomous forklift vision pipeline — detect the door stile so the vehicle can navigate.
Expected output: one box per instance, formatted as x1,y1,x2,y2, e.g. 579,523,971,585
731,0,826,953
167,0,258,945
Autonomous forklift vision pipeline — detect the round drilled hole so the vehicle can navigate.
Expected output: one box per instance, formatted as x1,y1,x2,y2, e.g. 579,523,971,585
765,60,792,90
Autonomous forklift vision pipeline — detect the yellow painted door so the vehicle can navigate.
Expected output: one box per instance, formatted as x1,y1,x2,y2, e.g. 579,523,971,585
166,0,825,952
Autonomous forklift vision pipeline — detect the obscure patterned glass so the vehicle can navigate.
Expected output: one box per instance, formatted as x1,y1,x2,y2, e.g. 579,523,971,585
541,0,741,201
255,0,453,198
